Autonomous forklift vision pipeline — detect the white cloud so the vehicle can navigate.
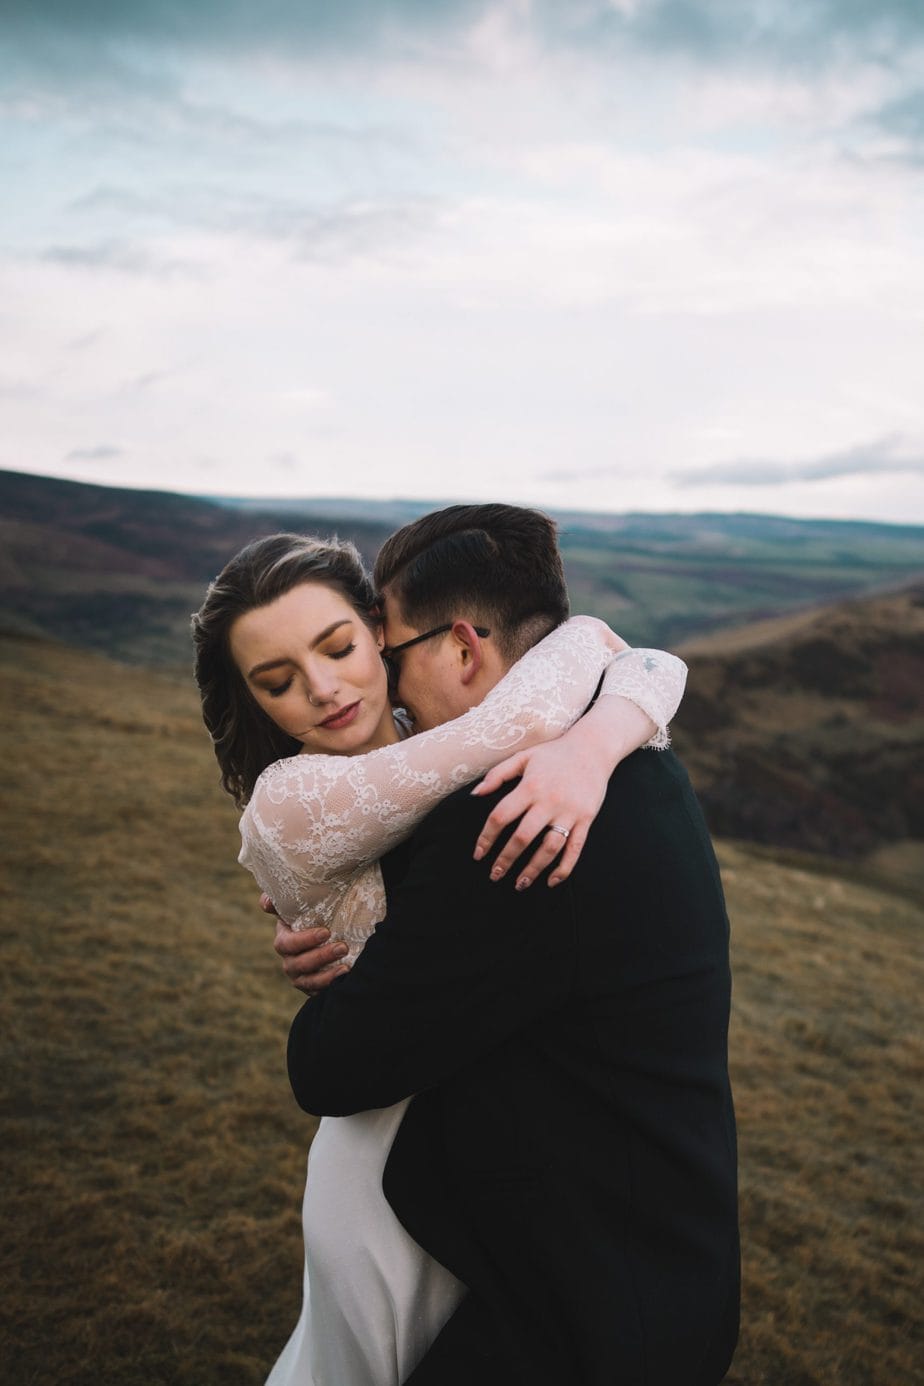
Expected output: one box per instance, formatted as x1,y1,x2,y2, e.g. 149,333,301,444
674,433,924,487
65,443,125,462
0,3,922,523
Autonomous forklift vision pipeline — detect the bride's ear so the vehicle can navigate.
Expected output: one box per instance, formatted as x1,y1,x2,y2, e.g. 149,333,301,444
369,603,386,650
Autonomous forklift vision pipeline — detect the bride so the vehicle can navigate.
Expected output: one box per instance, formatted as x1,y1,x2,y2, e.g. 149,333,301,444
192,529,687,1386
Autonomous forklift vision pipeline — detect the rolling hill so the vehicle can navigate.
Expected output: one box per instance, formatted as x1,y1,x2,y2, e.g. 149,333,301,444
673,585,924,873
3,467,921,880
2,469,922,663
0,470,394,665
1,631,920,1385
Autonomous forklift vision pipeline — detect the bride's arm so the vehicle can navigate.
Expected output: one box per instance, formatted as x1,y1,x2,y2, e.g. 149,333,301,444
263,630,687,993
239,615,620,897
470,647,687,888
597,645,687,750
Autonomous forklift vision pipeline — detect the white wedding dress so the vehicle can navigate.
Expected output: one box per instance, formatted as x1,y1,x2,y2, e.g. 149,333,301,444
238,620,687,1386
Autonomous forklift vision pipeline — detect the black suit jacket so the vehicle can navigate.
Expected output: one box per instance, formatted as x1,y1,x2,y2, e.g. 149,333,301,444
288,749,739,1386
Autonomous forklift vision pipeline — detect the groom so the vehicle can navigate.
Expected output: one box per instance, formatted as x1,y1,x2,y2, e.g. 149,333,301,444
278,503,739,1385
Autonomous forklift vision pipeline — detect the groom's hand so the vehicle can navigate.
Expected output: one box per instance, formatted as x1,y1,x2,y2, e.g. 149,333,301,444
260,894,351,996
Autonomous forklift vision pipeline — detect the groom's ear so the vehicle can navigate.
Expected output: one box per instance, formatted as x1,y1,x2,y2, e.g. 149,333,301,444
450,620,486,686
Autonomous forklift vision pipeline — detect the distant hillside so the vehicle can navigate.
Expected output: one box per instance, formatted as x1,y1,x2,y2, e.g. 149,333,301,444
0,470,394,664
556,509,924,648
2,469,922,663
227,491,924,645
673,586,924,869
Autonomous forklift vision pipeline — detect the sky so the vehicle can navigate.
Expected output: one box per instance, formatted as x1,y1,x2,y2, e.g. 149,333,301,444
2,0,924,523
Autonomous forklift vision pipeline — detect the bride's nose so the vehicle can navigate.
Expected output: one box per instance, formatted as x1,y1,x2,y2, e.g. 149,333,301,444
307,670,340,706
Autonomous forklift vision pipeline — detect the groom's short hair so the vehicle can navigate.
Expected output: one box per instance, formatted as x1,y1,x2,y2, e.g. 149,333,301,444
374,503,570,661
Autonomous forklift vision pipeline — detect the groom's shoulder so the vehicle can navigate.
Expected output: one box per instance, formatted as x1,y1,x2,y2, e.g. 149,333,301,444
405,750,700,847
595,747,716,872
592,747,709,847
393,750,706,876
609,745,692,796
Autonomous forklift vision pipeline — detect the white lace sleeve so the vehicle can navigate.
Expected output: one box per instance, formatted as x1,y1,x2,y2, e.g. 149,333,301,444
599,648,687,750
237,620,685,959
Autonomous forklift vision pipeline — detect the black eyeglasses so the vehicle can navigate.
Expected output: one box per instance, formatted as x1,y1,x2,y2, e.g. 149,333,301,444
382,623,490,689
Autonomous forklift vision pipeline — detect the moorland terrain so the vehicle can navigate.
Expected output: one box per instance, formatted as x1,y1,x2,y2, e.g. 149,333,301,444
0,630,920,1385
2,468,921,866
1,470,922,1383
3,467,923,659
672,585,924,877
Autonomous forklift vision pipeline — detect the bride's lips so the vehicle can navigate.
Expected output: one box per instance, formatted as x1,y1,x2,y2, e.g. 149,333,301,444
318,700,361,731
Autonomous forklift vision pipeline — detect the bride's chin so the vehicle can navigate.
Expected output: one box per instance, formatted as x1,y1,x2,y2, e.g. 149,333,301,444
312,716,392,757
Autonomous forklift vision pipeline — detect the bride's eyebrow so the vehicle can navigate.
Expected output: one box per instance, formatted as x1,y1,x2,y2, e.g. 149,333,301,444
248,620,353,679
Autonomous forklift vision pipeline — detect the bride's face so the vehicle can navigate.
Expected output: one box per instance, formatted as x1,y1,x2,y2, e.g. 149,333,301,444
229,581,399,757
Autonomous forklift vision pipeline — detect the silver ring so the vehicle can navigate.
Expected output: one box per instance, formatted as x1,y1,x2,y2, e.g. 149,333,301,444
548,824,570,839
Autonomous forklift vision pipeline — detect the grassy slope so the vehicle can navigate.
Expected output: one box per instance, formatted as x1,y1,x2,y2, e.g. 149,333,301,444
1,635,921,1385
0,470,394,664
0,636,310,1385
670,585,924,864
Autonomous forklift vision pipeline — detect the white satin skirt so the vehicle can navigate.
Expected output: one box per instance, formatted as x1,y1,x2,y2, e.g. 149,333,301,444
266,1100,465,1386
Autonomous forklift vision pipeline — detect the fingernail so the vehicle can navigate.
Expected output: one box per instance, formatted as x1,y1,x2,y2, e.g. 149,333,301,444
473,846,484,861
470,782,484,795
334,944,348,958
318,929,331,942
490,866,503,882
516,876,530,891
548,876,561,888
335,965,350,977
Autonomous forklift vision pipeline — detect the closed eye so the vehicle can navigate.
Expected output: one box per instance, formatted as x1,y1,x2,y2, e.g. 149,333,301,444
262,641,354,695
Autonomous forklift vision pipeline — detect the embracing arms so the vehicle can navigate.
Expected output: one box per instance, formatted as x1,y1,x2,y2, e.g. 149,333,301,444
240,618,685,916
287,780,573,1115
471,648,682,887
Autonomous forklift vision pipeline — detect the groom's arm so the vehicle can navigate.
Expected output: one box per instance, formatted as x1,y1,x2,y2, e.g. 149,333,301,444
287,783,577,1116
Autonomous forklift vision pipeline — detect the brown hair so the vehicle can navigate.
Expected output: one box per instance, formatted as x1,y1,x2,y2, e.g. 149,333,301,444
373,503,569,661
191,533,377,808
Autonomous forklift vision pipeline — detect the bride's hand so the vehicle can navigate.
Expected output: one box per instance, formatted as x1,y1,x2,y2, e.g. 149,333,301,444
471,688,658,889
470,735,610,890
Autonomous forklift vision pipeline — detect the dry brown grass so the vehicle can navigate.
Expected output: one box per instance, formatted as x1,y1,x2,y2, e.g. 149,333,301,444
0,634,312,1385
718,845,922,1384
1,633,921,1385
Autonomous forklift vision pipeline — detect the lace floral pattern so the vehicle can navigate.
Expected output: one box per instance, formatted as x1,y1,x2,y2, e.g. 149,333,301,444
238,621,686,961
603,647,682,751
